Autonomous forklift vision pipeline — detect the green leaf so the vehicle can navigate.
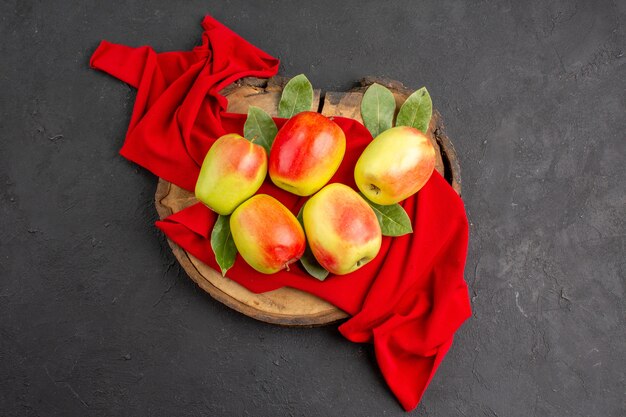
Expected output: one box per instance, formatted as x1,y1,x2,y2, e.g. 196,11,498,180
395,87,432,133
360,83,396,138
296,207,330,281
211,215,238,276
359,194,413,237
278,74,314,118
243,106,278,154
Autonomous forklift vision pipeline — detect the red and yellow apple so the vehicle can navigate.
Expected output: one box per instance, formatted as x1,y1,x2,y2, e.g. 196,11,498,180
302,183,382,275
195,134,267,215
269,111,346,196
230,194,305,274
354,126,435,205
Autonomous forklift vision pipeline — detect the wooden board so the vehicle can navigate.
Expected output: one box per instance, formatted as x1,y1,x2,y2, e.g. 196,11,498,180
154,77,462,326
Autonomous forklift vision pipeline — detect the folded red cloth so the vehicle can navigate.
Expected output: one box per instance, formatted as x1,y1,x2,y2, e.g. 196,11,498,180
91,15,471,411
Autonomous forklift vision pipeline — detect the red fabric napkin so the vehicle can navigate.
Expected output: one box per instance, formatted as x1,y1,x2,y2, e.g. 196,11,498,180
91,15,471,411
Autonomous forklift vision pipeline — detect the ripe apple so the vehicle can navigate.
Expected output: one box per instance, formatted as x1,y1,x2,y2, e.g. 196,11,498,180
269,111,346,196
230,194,305,274
354,126,436,205
302,183,382,275
195,134,267,215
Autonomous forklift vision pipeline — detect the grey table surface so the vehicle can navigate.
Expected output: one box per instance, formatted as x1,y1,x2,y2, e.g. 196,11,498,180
1,1,624,416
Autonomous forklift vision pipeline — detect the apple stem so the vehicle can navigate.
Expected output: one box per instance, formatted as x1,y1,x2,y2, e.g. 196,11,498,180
284,263,290,272
356,257,369,268
368,184,381,195
250,135,259,143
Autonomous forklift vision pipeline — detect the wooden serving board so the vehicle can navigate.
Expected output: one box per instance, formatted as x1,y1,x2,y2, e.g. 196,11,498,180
154,77,461,327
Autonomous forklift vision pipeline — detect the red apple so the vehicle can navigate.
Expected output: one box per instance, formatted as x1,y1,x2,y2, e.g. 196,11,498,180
230,194,305,274
269,111,346,196
195,134,267,215
303,183,382,275
354,126,435,205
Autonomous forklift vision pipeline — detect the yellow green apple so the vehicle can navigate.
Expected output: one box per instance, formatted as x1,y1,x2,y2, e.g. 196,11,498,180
230,194,305,274
269,111,346,196
354,126,436,205
195,134,267,215
302,183,382,275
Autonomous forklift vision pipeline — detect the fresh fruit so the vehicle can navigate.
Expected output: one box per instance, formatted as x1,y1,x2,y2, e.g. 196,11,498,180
230,195,305,274
195,134,267,215
269,111,346,196
302,183,382,275
354,126,435,205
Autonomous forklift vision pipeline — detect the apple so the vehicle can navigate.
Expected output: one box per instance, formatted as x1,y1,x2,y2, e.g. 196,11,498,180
230,194,305,274
302,183,382,275
354,126,436,205
269,111,346,196
195,134,267,215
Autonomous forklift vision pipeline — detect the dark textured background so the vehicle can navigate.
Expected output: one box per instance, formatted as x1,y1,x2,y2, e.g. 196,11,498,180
1,1,624,416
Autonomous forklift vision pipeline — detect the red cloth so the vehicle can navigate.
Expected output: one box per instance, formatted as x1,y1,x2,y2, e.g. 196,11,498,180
91,15,471,411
